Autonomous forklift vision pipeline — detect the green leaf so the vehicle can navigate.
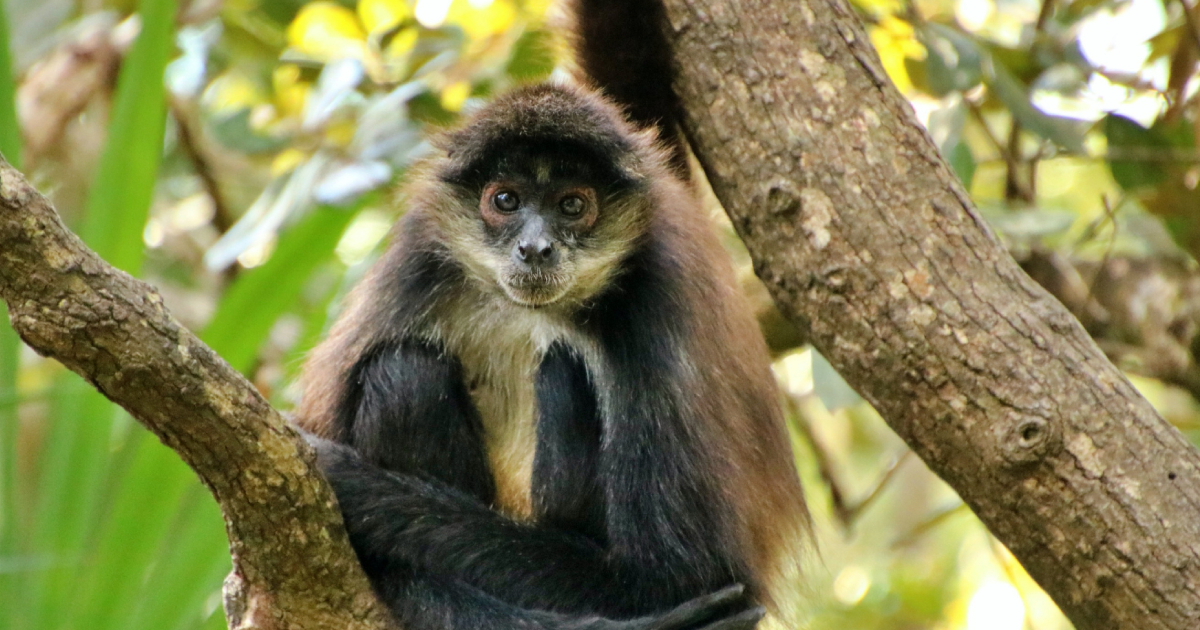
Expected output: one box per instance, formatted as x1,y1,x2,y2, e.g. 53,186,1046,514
1105,114,1194,190
946,141,975,188
407,90,458,127
26,380,123,630
981,55,1085,153
61,430,200,630
80,0,177,273
506,28,556,82
203,206,358,373
0,1,21,168
920,24,983,96
0,20,22,604
0,303,19,630
125,489,228,630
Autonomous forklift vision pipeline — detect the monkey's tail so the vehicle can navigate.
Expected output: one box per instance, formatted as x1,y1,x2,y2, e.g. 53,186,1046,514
567,0,690,178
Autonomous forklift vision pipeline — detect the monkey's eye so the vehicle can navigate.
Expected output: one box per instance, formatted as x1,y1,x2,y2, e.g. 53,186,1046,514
492,190,520,212
559,195,585,217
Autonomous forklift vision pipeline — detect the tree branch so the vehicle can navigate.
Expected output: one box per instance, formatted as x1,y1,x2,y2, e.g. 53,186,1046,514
0,157,392,629
660,1,1200,628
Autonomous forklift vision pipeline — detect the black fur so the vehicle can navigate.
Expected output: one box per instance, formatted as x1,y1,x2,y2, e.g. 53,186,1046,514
310,229,760,628
531,343,606,544
343,339,495,503
578,236,746,613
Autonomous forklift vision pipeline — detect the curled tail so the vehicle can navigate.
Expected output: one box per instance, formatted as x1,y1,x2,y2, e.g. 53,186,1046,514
569,0,690,177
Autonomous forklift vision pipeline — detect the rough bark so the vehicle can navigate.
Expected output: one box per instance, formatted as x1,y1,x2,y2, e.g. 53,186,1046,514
0,158,393,630
659,1,1200,628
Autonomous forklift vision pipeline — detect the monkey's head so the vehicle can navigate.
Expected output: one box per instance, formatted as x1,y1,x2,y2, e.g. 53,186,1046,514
427,84,665,309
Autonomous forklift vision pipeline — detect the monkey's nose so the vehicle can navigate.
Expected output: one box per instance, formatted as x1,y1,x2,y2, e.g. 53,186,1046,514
515,239,557,267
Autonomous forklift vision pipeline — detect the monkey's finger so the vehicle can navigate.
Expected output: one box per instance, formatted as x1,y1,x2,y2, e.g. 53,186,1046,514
697,607,766,630
650,584,747,629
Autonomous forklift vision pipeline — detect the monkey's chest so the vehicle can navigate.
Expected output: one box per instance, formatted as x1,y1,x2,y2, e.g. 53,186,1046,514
438,302,583,520
465,367,539,520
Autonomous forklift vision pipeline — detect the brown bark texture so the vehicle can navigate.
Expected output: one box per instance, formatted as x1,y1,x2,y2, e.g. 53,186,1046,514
0,158,394,630
658,0,1200,628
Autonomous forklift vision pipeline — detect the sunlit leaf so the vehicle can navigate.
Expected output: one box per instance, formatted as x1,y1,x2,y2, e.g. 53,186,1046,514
273,63,311,117
978,204,1077,240
303,57,366,129
202,71,268,113
359,0,413,33
449,0,517,40
440,79,471,111
813,350,862,410
314,159,393,204
287,2,367,61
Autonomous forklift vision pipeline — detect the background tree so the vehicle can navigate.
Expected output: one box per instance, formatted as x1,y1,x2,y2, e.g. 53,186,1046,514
1,0,1199,629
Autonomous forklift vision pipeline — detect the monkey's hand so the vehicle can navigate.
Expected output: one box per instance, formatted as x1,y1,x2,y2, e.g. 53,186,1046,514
620,585,764,630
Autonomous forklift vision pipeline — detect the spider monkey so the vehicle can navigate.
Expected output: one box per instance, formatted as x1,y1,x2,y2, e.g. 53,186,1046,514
296,1,809,628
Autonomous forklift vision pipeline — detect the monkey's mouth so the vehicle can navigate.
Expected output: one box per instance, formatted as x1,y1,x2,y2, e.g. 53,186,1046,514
499,270,572,307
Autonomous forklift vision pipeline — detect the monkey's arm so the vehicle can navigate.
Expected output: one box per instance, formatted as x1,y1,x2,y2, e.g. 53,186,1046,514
580,245,755,612
308,436,763,630
344,339,496,503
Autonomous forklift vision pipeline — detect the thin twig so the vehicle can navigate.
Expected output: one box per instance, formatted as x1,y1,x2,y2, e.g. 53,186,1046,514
785,394,853,527
1083,194,1122,311
890,503,970,549
170,98,235,234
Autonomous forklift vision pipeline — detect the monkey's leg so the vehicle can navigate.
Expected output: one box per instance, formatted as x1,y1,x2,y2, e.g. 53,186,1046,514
346,339,495,503
377,566,760,630
307,436,762,629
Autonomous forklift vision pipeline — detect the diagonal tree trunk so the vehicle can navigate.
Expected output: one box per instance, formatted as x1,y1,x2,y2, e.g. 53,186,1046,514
657,0,1200,628
0,160,393,630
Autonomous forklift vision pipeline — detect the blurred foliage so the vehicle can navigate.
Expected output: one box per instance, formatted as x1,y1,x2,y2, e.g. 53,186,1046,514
1,0,1199,629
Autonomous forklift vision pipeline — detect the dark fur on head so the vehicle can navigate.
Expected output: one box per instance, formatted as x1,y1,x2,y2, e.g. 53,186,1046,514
436,84,659,189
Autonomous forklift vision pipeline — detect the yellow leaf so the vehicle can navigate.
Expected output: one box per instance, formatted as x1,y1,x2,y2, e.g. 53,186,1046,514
326,119,359,146
272,64,310,117
448,0,517,40
203,71,266,112
868,17,923,93
272,148,308,176
440,80,471,111
384,26,419,58
359,0,413,34
288,2,367,61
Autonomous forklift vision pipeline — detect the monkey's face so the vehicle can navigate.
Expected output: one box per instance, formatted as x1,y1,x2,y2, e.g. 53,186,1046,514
435,142,646,309
477,177,601,307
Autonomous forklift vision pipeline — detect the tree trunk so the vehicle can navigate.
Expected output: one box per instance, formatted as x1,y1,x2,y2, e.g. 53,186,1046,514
658,0,1200,628
0,160,393,629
